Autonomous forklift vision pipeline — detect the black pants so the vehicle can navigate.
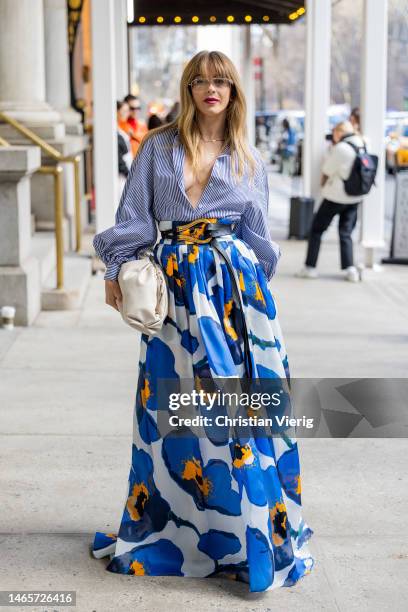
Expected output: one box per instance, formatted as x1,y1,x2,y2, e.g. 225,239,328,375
305,198,360,269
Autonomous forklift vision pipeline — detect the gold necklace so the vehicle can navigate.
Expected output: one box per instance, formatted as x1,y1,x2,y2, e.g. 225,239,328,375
200,137,225,143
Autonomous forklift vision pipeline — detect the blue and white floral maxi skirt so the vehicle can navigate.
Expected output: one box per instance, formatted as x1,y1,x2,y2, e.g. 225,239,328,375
92,217,315,593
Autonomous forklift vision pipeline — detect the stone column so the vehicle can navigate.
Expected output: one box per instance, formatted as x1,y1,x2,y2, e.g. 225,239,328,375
91,0,119,232
115,0,129,99
303,0,331,200
0,146,42,325
43,0,83,135
0,0,61,126
360,0,388,267
243,27,255,146
0,0,88,259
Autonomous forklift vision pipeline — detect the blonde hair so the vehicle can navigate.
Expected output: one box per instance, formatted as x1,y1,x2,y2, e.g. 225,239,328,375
136,50,257,184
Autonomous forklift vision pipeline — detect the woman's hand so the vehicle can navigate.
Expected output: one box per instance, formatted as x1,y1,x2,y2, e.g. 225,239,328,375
105,279,123,311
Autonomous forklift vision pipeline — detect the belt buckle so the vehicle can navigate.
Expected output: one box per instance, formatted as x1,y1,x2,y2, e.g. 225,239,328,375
176,218,213,244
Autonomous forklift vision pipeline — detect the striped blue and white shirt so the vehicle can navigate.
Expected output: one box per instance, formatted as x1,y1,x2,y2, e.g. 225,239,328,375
93,125,281,281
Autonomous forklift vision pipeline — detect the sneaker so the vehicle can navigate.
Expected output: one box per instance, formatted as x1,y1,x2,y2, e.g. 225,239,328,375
295,266,318,279
345,266,359,282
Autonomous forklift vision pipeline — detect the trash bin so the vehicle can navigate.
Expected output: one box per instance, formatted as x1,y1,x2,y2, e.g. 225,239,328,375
288,197,315,239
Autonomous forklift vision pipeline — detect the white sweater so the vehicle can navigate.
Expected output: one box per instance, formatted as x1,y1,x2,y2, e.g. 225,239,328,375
321,134,367,204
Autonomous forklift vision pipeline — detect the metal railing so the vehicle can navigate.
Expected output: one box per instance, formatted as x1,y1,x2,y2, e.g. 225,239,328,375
0,112,83,253
83,124,94,224
0,126,66,289
37,165,65,289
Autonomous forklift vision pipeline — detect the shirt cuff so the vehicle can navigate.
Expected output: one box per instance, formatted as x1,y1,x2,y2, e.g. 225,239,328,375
264,243,282,281
103,261,121,281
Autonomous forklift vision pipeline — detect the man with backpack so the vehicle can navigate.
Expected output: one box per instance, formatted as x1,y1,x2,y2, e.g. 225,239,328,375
296,120,377,282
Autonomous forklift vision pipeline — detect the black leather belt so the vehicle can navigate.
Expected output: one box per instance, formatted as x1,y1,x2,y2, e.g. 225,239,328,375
160,220,253,378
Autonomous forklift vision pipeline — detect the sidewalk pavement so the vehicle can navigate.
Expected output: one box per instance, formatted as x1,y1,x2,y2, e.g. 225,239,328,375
1,179,407,611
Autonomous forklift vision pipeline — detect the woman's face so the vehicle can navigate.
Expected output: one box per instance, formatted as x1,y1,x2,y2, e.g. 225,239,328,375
118,103,130,122
190,71,232,120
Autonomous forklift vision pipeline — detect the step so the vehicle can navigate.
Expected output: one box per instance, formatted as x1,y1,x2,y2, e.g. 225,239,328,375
41,253,92,310
30,231,56,285
35,218,70,252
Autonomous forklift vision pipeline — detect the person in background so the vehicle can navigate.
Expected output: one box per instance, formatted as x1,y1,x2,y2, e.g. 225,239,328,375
296,120,365,283
123,94,148,157
148,113,163,130
165,101,180,123
116,101,132,199
350,106,370,150
279,118,297,175
350,107,361,134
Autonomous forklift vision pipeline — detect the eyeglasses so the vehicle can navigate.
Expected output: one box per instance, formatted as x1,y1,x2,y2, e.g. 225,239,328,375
129,106,140,111
188,77,233,90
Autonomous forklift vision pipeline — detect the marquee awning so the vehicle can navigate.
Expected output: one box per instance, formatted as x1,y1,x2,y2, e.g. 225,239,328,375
128,1,306,26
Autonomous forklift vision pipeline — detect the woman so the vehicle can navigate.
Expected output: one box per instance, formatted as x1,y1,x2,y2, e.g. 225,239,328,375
116,100,133,200
92,51,314,593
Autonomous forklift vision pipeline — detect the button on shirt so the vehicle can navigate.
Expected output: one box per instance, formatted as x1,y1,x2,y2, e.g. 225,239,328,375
93,126,281,281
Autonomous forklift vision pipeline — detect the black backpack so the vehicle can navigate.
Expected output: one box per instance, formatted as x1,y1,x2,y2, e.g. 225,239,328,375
340,136,378,197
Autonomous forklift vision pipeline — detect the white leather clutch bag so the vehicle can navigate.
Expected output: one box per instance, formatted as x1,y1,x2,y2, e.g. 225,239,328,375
117,255,168,335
